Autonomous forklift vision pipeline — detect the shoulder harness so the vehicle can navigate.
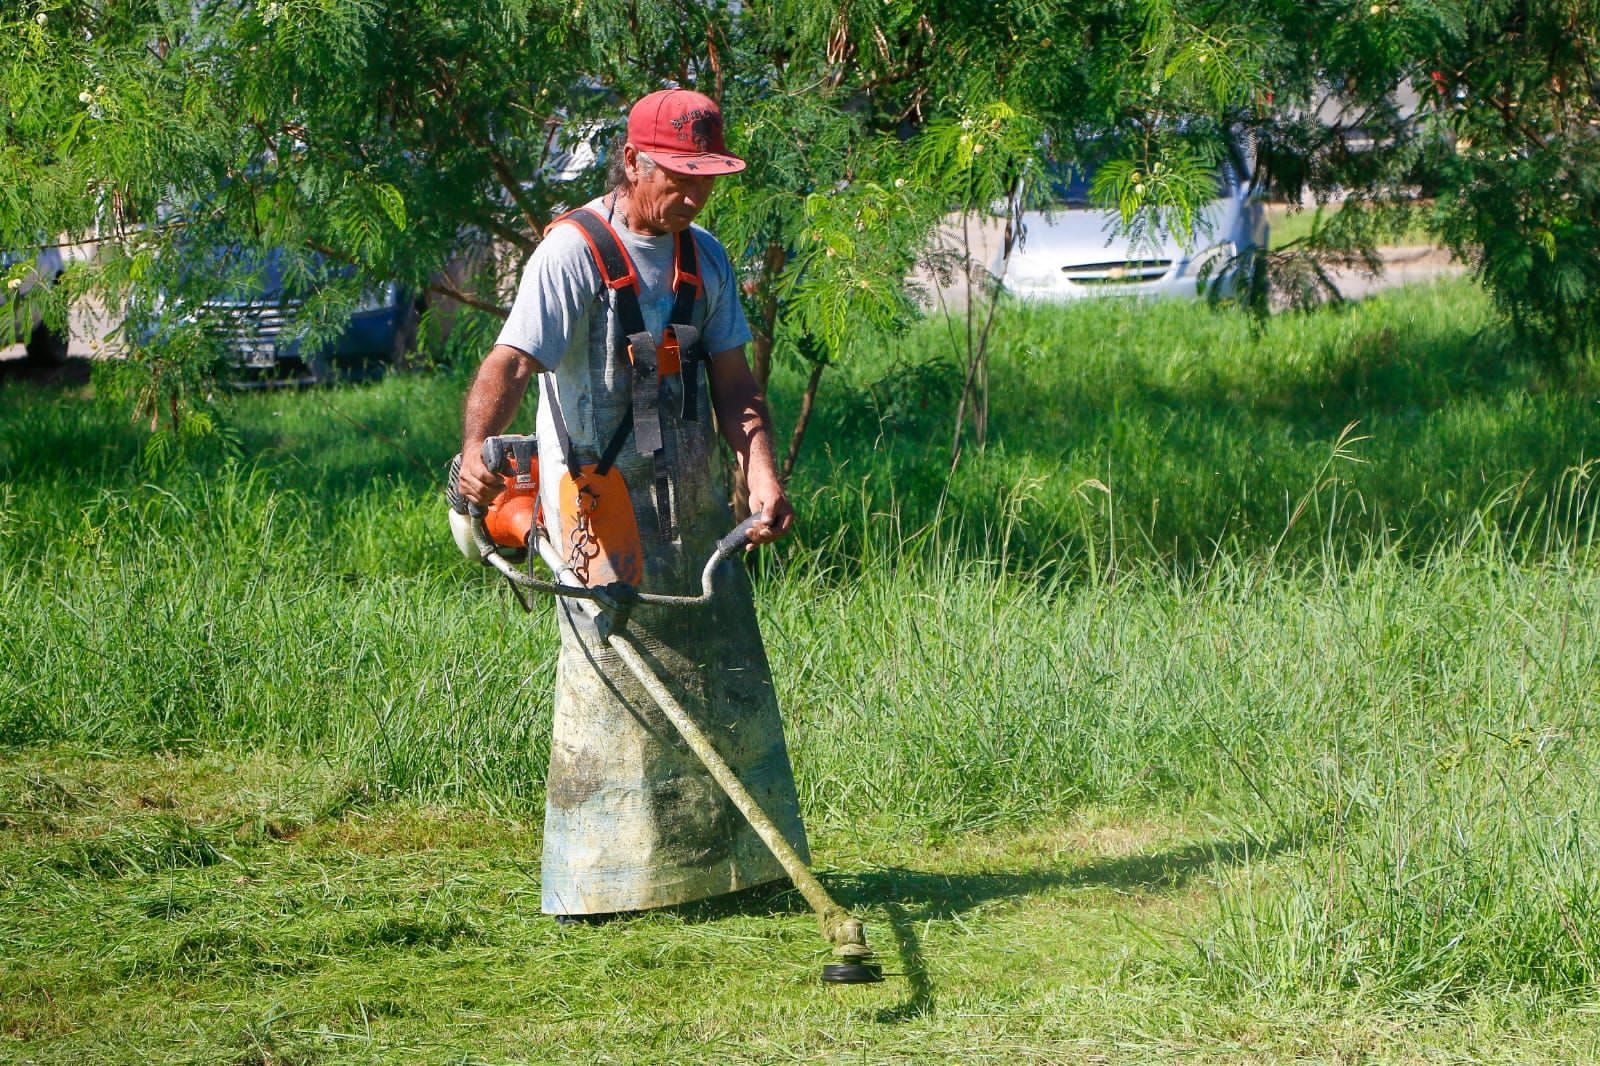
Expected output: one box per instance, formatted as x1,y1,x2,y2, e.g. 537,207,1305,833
540,205,710,543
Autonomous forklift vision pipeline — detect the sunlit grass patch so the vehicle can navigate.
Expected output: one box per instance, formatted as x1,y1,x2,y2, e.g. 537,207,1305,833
3,282,1600,1058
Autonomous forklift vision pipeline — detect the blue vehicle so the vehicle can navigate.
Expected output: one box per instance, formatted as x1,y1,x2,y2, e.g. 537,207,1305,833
174,246,423,383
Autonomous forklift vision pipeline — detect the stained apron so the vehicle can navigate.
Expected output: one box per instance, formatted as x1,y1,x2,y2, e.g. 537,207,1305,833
536,283,809,916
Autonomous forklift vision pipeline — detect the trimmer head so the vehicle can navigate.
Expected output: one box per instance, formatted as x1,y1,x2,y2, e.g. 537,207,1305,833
821,942,884,984
821,958,885,984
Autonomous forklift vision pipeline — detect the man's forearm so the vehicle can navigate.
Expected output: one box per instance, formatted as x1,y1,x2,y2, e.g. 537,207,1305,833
720,393,780,485
707,345,793,541
463,344,538,450
708,348,780,485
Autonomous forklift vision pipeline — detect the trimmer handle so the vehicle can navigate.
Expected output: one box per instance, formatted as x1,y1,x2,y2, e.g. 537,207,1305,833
470,511,772,611
481,434,538,477
714,515,762,559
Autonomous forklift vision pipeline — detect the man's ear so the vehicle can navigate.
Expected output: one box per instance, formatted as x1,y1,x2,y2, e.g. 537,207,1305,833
622,142,639,182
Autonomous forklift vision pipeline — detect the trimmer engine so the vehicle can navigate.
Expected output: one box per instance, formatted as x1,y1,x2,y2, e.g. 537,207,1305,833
447,434,542,560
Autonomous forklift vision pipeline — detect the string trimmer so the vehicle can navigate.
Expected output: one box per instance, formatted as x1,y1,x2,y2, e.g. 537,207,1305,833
448,433,884,985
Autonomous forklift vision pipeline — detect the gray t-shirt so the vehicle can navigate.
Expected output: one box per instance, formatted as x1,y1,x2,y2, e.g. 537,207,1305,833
495,196,752,372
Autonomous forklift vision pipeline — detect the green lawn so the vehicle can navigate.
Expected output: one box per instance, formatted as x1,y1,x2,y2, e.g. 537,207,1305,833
4,280,1599,1062
1266,203,1435,249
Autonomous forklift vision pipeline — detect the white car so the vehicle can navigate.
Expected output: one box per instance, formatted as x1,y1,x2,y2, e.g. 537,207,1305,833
999,152,1267,301
2,244,68,363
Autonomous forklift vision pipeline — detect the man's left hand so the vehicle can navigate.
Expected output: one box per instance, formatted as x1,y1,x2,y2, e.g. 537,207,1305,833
746,476,795,548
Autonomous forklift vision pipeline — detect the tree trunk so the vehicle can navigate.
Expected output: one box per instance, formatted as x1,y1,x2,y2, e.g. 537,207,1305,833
747,240,785,393
781,360,826,484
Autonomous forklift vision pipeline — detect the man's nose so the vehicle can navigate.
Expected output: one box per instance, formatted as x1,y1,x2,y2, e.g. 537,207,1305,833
681,176,715,205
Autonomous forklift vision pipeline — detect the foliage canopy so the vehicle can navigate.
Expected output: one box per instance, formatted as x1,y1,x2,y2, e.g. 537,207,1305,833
2,0,1597,445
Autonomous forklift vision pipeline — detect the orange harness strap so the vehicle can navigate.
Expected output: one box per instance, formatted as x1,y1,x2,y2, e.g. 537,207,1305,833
543,206,709,546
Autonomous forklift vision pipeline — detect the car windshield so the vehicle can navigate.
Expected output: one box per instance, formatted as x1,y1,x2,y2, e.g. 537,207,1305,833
1038,156,1238,209
1043,165,1096,208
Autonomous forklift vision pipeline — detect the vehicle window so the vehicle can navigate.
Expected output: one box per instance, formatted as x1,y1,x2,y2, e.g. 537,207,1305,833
1039,154,1237,209
1040,163,1095,208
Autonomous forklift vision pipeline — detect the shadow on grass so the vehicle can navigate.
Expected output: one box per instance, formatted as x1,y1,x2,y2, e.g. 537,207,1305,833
877,900,933,1023
0,366,465,497
816,834,1297,922
844,834,1299,1024
654,833,1297,1022
0,354,93,389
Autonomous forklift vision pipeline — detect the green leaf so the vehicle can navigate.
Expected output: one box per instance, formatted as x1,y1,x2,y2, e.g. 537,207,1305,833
374,183,407,232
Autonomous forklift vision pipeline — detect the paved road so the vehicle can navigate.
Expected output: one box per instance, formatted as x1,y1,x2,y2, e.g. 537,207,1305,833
911,216,1468,312
1323,244,1468,299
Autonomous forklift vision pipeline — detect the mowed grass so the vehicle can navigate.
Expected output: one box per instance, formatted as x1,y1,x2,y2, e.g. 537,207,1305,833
1265,203,1435,249
3,278,1600,1062
8,751,1600,1065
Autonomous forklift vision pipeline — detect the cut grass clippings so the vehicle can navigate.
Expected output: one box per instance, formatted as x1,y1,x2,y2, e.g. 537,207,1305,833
6,749,1600,1064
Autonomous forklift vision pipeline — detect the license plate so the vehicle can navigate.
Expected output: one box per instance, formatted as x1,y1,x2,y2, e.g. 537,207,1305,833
237,342,277,367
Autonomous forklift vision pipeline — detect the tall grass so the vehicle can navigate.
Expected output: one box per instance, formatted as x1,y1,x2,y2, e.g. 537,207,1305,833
794,279,1599,576
3,279,1599,1004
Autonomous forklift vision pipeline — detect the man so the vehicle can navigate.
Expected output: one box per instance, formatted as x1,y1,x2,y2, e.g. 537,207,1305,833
457,88,809,920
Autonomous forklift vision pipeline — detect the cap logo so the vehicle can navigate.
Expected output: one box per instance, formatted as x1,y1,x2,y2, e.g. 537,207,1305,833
670,108,722,151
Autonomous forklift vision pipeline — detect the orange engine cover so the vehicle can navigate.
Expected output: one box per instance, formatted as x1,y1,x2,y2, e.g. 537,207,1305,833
485,488,540,549
484,452,542,549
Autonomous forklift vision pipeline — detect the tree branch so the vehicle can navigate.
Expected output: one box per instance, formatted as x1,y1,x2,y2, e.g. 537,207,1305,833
465,127,545,237
309,240,510,318
478,214,539,254
430,61,544,239
427,276,510,319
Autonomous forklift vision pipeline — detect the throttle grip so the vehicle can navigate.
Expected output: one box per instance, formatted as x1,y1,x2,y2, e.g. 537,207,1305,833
715,515,762,557
481,434,538,477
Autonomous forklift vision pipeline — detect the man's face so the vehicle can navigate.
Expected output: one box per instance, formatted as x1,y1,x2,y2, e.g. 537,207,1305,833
624,144,716,236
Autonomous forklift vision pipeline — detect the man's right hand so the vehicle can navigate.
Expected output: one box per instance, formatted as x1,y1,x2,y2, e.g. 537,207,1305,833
459,345,540,509
457,439,506,509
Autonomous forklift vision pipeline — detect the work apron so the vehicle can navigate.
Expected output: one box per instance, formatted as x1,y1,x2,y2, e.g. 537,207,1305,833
536,272,809,916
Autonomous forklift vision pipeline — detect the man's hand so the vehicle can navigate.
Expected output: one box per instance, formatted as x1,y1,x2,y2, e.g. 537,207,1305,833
460,344,537,509
457,439,507,509
745,473,795,548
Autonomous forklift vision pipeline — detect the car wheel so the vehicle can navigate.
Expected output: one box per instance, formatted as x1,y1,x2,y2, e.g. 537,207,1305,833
24,316,68,366
304,347,335,384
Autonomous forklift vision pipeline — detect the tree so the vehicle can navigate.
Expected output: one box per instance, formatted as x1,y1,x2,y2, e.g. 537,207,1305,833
2,0,1595,472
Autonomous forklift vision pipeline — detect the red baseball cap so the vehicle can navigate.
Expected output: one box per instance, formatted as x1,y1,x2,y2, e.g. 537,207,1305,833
627,89,746,176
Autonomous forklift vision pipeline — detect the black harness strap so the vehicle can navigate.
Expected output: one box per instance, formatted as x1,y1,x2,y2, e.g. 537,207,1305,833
549,209,639,296
541,374,582,481
597,409,633,475
670,228,700,323
670,228,706,423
